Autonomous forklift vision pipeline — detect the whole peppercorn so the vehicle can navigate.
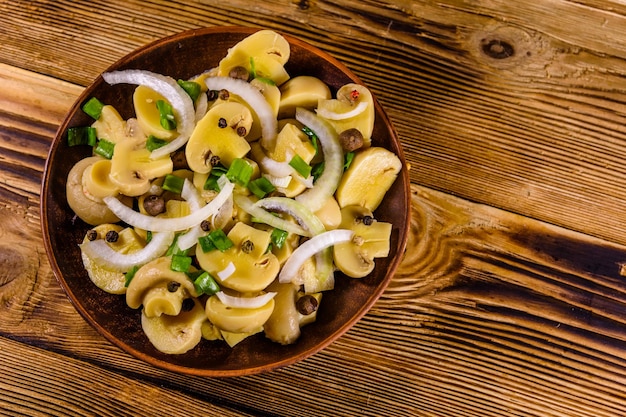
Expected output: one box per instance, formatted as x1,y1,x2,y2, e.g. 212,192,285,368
228,66,249,81
338,128,364,152
143,194,166,216
218,89,230,101
296,294,319,315
86,229,98,241
105,230,119,243
241,239,255,254
167,281,181,293
218,117,227,128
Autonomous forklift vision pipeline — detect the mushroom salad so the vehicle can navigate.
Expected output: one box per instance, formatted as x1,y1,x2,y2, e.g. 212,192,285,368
65,30,402,354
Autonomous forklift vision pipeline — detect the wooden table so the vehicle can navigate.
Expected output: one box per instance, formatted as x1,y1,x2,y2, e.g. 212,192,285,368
2,1,626,415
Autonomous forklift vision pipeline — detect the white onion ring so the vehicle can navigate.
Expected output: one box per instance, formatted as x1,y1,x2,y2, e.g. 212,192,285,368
295,108,344,212
204,76,277,145
278,229,353,284
102,70,195,159
316,100,368,120
103,178,234,232
80,231,175,273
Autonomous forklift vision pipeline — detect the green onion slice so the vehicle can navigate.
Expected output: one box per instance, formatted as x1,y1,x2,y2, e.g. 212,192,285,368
289,154,312,178
146,135,169,151
156,99,177,130
198,229,233,253
170,254,192,272
177,79,202,102
94,139,115,159
82,97,105,120
248,176,276,198
226,158,253,187
67,126,97,147
162,174,185,194
191,271,220,296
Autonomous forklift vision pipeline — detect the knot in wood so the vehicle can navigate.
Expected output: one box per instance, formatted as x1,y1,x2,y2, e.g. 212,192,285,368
481,39,515,59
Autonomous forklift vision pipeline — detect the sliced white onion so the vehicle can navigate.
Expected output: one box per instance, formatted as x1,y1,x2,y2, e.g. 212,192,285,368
254,196,325,235
80,231,175,273
233,194,309,236
102,70,195,159
278,229,354,284
215,291,277,309
204,76,277,145
103,178,234,232
295,108,344,212
175,180,205,250
258,154,294,177
316,100,368,120
194,91,209,122
264,174,292,189
217,262,236,281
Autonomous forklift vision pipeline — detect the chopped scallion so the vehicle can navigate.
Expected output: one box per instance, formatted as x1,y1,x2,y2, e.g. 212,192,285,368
166,234,189,256
249,56,257,79
191,271,220,296
162,174,185,194
170,254,192,272
94,139,115,159
344,151,355,170
198,229,233,253
248,176,276,198
289,155,312,178
156,100,177,130
177,79,202,102
311,161,325,181
254,77,276,86
124,265,139,287
81,97,105,120
226,158,253,187
146,135,169,151
270,228,288,250
67,126,97,147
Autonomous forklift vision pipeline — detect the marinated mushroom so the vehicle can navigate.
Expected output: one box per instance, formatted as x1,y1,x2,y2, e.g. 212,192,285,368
109,138,174,197
141,297,206,354
278,75,331,119
217,29,291,85
90,105,126,144
126,257,199,317
205,292,275,334
333,205,392,278
185,102,253,173
82,158,119,199
80,224,145,294
263,281,322,345
133,85,178,140
195,222,280,293
67,156,121,225
316,83,375,146
335,146,402,211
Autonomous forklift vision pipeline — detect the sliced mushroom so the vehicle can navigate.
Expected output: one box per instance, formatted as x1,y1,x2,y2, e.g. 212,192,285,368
313,196,341,230
186,102,253,173
133,85,177,140
335,146,402,211
263,281,322,345
67,156,121,225
126,257,199,317
82,158,119,199
217,30,291,85
316,83,375,146
333,205,392,278
80,224,145,294
91,105,127,144
278,75,331,119
109,138,174,197
195,222,280,293
205,292,275,334
141,297,206,354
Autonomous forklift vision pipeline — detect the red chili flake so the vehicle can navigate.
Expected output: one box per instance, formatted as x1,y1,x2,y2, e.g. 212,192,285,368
350,89,360,101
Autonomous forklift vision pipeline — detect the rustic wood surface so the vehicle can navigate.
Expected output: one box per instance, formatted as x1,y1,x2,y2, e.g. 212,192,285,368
2,0,626,416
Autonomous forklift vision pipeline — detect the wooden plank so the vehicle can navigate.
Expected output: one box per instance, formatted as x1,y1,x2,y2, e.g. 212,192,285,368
1,0,626,248
0,337,256,417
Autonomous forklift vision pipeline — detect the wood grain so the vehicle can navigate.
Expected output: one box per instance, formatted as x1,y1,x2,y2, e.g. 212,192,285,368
2,1,626,416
